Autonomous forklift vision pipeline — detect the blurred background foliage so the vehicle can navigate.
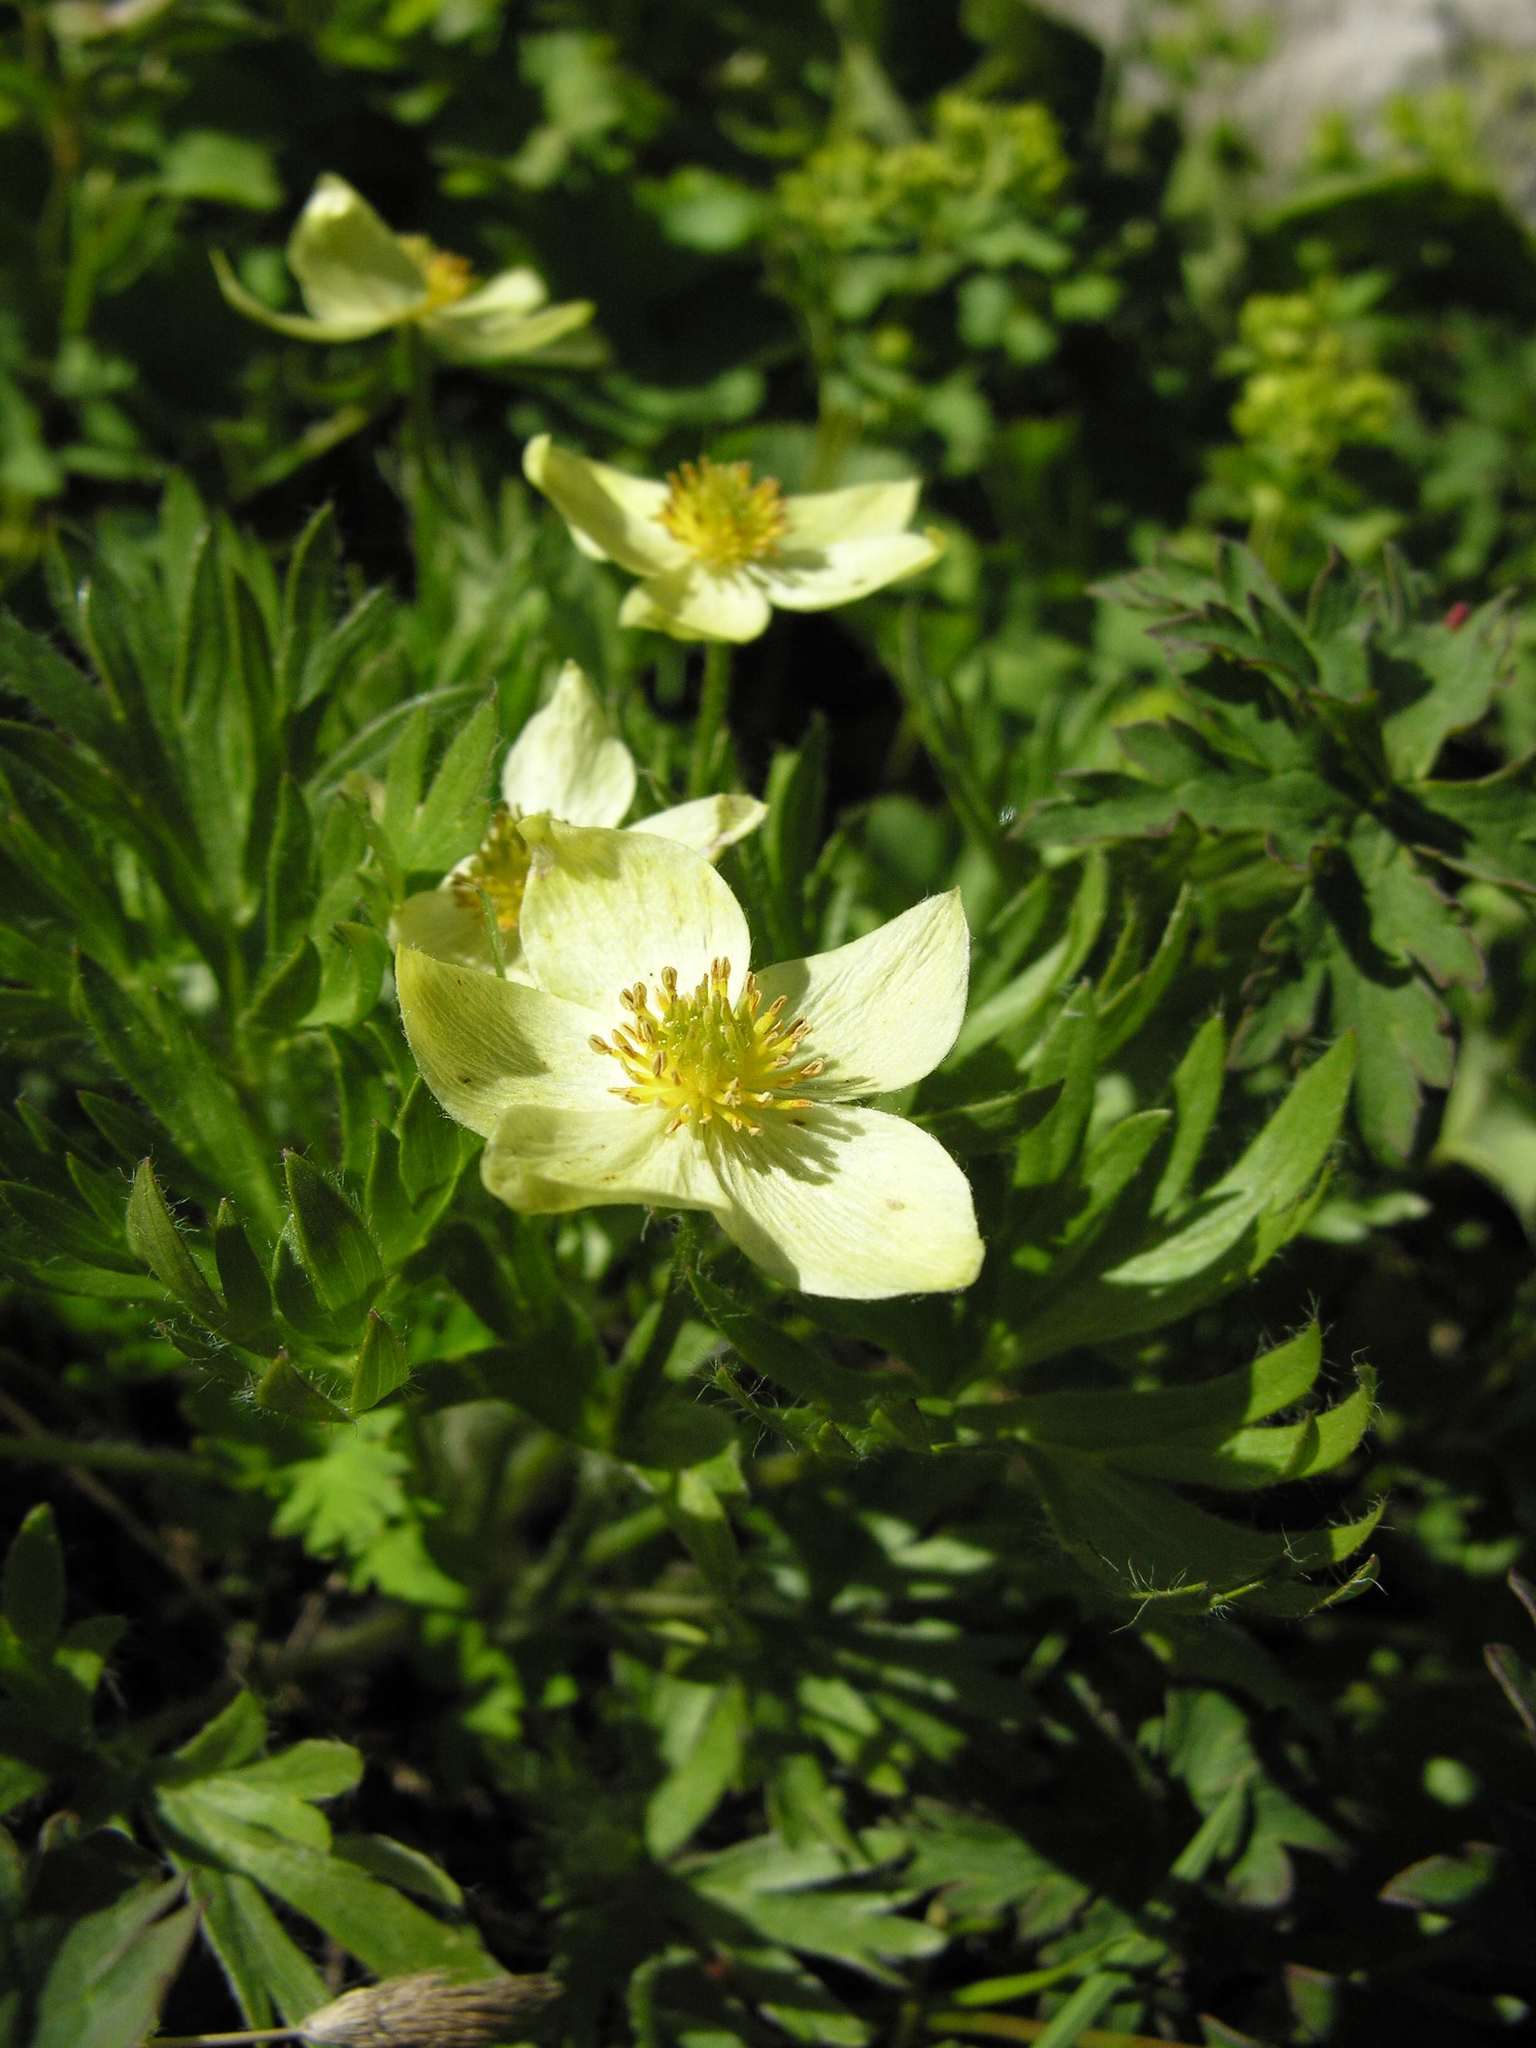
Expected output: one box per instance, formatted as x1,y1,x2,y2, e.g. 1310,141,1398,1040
3,2,1536,2045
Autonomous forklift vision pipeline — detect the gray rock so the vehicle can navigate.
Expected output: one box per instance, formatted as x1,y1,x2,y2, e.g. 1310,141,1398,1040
1033,1,1536,212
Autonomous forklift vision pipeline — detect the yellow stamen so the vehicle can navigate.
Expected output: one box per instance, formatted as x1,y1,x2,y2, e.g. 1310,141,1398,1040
451,808,530,934
595,959,820,1136
398,234,476,311
658,457,788,571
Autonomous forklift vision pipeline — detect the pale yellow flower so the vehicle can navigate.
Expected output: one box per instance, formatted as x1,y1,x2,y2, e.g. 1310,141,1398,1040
523,436,945,643
213,174,593,364
393,662,764,978
397,821,983,1300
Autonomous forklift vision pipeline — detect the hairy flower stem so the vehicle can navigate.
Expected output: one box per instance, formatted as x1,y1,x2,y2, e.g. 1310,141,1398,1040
151,2031,300,2045
688,640,734,799
616,1215,705,1442
400,326,457,517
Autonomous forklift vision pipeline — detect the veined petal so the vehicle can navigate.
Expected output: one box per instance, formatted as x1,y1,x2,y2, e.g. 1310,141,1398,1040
518,818,751,1015
523,436,682,576
632,794,766,862
287,175,430,328
501,662,636,828
619,566,772,643
428,292,594,365
482,1102,725,1217
396,944,604,1138
392,885,500,974
754,891,969,1099
211,251,397,342
712,1106,984,1299
782,478,920,546
754,531,944,612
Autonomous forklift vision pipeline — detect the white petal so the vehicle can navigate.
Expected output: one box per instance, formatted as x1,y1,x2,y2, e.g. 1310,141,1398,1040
711,1106,984,1299
523,436,682,576
287,175,430,328
391,885,499,974
782,478,920,546
517,819,751,1016
482,1103,725,1217
631,794,766,862
428,288,594,365
501,662,636,827
754,891,969,1098
618,566,772,643
754,532,944,612
211,251,396,342
396,944,604,1138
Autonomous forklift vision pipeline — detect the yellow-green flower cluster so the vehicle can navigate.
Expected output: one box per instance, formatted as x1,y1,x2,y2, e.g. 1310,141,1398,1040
1228,282,1406,474
777,94,1068,254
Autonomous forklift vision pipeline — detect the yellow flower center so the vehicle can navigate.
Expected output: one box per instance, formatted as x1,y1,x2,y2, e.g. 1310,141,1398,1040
591,958,823,1137
450,809,530,933
398,234,476,311
657,458,788,571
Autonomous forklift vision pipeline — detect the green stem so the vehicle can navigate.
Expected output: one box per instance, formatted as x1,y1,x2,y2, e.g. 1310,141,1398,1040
151,2032,300,2046
582,1503,668,1569
653,638,688,711
892,605,1007,883
688,640,734,799
256,1604,414,1679
590,1588,719,1620
616,1216,702,1443
400,326,456,517
0,1390,235,1631
0,1431,221,1482
806,401,858,492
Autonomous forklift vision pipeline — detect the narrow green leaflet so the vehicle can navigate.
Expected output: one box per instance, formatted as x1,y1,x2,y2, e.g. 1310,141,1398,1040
1024,546,1521,1156
995,1035,1355,1366
28,1875,198,2048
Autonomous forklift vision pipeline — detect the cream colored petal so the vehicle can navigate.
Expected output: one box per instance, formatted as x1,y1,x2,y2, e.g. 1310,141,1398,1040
517,818,751,1016
618,566,772,643
439,265,548,319
287,175,430,328
211,251,396,342
428,293,594,365
501,662,636,827
781,478,921,546
631,794,766,862
754,890,969,1099
391,885,498,974
754,532,944,612
523,435,682,576
711,1106,984,1299
396,944,604,1138
482,1102,725,1217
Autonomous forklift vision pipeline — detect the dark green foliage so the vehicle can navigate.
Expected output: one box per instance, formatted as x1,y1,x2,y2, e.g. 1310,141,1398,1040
2,5,1535,2046
1025,546,1530,1158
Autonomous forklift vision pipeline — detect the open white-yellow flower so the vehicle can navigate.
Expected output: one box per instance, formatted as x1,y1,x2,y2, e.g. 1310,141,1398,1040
523,435,945,643
393,662,764,978
213,174,593,364
397,822,983,1299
